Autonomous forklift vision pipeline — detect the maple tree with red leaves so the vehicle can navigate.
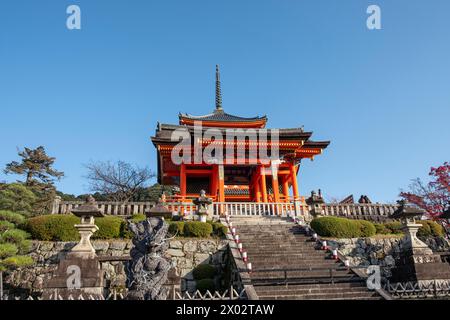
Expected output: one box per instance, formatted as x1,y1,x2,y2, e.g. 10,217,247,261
400,162,450,219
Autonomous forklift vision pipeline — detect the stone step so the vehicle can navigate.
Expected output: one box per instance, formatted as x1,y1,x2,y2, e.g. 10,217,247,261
255,286,373,296
257,292,380,300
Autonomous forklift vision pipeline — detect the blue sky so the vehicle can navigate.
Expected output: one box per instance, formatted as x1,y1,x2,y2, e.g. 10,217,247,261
0,0,449,203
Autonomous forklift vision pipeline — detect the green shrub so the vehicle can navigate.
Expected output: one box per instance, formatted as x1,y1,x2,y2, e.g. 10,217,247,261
355,220,376,237
195,278,215,293
26,214,129,241
374,223,389,235
1,229,30,244
26,215,79,241
1,255,34,268
384,221,403,234
207,221,228,237
130,214,146,223
193,264,216,280
310,217,362,238
0,221,15,232
184,221,213,238
0,211,26,225
0,243,18,258
168,221,185,236
417,220,445,238
93,217,124,239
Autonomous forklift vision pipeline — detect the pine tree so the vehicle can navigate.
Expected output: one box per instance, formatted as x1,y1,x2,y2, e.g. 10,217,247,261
4,146,64,186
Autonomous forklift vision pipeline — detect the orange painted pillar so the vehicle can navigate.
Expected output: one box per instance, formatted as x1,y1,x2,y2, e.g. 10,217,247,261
211,165,218,199
180,163,186,200
254,176,261,202
290,163,299,200
260,166,268,203
218,164,225,203
271,163,280,203
282,177,290,202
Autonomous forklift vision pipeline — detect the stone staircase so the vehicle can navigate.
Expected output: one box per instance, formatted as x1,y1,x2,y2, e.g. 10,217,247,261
231,216,382,300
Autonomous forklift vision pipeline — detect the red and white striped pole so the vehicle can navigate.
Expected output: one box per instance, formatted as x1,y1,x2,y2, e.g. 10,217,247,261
234,234,240,243
242,251,248,262
231,227,236,236
321,240,328,250
332,249,338,260
237,242,243,252
247,262,252,272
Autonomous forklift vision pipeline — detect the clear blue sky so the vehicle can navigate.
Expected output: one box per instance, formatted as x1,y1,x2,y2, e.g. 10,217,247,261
1,0,449,203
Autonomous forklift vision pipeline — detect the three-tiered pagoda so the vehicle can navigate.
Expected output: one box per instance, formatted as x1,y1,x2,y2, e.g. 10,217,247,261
151,66,329,210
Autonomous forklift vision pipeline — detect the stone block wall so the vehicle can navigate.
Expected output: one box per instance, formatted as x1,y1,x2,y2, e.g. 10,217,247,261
326,236,450,279
4,238,230,296
165,239,229,292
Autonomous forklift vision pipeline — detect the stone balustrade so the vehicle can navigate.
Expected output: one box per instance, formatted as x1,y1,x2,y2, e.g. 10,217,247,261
52,198,399,222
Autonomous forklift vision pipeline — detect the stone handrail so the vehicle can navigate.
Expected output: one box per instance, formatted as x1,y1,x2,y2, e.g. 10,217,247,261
52,198,398,221
51,199,196,216
320,203,398,222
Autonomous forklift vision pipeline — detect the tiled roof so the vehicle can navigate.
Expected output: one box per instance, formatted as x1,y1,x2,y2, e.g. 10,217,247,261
179,111,267,122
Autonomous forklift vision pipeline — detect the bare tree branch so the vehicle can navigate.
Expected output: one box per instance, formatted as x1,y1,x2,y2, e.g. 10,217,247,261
84,160,155,202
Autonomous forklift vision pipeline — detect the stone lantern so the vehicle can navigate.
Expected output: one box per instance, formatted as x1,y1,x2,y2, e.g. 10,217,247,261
193,190,212,222
391,200,432,255
306,190,325,219
390,200,450,283
43,195,105,299
70,195,104,257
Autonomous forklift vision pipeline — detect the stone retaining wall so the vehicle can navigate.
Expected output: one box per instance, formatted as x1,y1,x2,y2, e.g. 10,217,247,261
5,238,229,295
326,236,450,278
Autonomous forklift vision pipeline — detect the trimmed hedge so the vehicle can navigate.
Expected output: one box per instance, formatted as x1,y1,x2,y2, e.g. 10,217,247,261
26,215,79,241
184,221,213,238
311,217,362,238
355,220,376,237
94,217,124,239
208,221,228,237
383,221,403,235
193,264,216,280
26,214,129,241
195,278,215,293
417,220,445,238
168,221,185,236
130,214,146,223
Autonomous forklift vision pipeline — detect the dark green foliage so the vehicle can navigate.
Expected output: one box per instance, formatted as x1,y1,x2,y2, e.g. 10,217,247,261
26,214,129,241
184,221,213,238
417,220,445,238
168,221,185,236
383,221,404,234
195,278,215,293
1,229,30,244
0,221,15,232
4,146,64,186
193,264,216,280
355,220,376,237
311,217,362,238
0,211,26,225
1,255,34,270
374,223,390,235
208,221,228,237
0,184,37,215
130,214,146,223
26,215,79,241
93,216,124,239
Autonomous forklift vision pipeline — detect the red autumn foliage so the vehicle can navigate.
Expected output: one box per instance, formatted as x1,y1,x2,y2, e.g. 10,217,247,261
400,162,450,219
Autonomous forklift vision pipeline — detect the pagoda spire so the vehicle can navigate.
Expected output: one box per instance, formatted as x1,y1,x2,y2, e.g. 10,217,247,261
215,64,223,113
